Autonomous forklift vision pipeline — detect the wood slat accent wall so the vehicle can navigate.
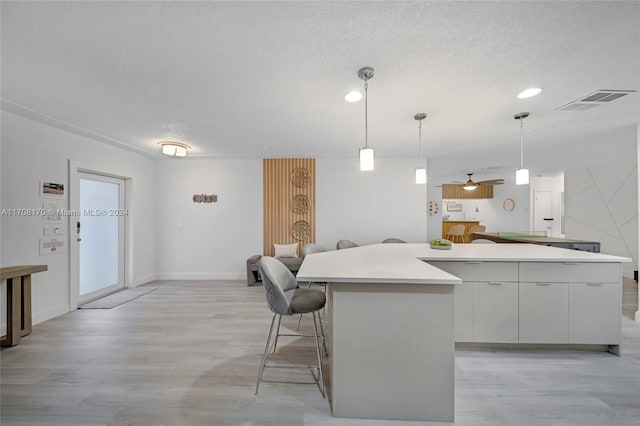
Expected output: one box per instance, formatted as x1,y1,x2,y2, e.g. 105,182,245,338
263,158,316,256
442,184,493,199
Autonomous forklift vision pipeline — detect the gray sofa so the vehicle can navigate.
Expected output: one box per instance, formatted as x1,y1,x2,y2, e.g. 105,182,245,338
246,255,302,286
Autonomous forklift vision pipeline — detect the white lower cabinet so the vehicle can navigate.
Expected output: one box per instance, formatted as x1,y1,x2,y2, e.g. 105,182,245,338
472,281,518,343
454,281,473,342
438,259,622,347
519,282,569,343
569,282,621,344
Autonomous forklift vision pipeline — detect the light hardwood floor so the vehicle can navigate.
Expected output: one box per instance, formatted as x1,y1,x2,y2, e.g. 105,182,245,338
1,279,639,426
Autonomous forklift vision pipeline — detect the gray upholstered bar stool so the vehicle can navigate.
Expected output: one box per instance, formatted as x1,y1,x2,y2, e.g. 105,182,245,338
296,243,328,330
336,239,359,250
255,256,328,398
382,238,407,243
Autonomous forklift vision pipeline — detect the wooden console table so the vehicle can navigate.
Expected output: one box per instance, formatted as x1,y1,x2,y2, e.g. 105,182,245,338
1,265,47,347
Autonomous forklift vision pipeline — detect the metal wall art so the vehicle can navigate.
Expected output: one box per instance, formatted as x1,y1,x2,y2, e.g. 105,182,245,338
290,194,311,214
290,167,311,187
193,194,218,203
291,220,311,241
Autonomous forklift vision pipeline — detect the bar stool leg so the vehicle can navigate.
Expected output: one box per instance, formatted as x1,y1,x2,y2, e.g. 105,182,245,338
255,313,277,395
312,311,326,398
272,315,282,353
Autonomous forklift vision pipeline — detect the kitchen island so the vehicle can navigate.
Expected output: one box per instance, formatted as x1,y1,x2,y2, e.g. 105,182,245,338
297,243,629,421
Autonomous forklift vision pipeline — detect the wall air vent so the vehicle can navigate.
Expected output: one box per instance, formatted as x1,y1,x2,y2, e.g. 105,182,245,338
555,89,636,111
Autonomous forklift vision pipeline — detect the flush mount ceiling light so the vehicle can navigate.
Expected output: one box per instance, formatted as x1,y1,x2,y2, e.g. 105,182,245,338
357,66,375,171
344,90,363,102
158,141,191,157
517,88,543,99
414,113,427,184
514,112,530,185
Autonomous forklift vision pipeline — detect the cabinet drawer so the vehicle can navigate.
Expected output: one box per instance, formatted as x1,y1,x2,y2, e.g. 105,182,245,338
519,262,620,283
428,261,518,282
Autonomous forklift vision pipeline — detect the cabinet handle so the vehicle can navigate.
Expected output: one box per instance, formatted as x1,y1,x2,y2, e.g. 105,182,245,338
562,262,578,265
488,281,504,285
536,282,552,286
465,261,483,264
587,282,604,286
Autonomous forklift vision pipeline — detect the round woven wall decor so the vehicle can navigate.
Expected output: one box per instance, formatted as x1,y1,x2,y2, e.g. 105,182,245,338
290,194,311,214
290,167,311,187
291,220,312,241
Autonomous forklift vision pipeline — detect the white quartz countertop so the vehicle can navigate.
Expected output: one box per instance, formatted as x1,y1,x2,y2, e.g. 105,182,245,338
296,243,462,285
296,243,630,284
417,243,631,262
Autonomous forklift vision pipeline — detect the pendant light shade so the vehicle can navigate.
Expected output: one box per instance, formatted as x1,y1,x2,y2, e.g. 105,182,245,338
359,148,375,171
516,168,530,185
358,67,375,171
414,113,427,184
514,112,530,185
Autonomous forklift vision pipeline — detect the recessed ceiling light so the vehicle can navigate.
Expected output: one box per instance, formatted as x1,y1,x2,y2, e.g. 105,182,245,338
517,88,543,99
344,90,363,102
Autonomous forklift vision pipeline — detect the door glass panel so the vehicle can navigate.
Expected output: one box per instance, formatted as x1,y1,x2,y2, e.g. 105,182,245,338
79,178,120,296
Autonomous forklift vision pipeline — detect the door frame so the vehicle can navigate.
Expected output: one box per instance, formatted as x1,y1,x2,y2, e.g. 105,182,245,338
69,160,132,310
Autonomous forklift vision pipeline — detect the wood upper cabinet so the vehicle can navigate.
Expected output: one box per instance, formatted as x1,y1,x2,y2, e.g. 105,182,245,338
442,184,493,199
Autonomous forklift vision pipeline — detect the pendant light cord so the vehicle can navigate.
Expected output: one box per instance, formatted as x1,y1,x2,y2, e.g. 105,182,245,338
519,118,524,168
418,120,423,167
364,80,369,149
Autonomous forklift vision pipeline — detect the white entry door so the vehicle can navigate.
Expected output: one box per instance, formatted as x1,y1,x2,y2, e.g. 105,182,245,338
77,172,126,303
534,190,554,237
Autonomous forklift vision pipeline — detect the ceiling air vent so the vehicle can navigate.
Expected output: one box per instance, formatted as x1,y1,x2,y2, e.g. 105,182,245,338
555,89,636,111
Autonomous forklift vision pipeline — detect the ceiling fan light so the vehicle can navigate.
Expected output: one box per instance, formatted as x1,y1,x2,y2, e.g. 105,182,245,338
516,168,530,185
415,167,426,184
517,88,543,99
463,183,477,191
359,147,374,171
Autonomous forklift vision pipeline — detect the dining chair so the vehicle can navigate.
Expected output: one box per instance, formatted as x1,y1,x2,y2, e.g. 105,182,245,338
471,238,497,244
467,225,486,243
382,238,407,243
445,224,466,243
336,239,359,250
256,256,327,397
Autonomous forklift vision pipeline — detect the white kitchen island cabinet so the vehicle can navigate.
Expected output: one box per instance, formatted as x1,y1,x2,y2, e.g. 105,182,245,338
421,244,628,355
296,243,629,422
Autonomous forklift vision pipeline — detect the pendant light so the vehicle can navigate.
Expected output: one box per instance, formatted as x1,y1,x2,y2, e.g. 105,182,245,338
414,113,427,184
358,67,375,171
514,112,530,185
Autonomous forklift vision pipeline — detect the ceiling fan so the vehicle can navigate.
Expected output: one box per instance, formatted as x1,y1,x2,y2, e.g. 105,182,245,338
442,173,505,191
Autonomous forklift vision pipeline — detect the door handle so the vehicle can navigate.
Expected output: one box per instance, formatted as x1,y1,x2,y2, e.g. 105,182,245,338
77,238,82,242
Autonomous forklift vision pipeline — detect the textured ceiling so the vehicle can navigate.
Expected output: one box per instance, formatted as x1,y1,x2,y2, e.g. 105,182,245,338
1,1,639,177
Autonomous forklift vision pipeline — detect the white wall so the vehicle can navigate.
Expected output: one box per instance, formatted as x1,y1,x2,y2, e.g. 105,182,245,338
316,157,427,248
565,142,638,278
0,111,156,326
153,158,262,279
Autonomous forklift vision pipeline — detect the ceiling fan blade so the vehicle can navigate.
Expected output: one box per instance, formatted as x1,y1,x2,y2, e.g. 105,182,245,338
478,179,505,185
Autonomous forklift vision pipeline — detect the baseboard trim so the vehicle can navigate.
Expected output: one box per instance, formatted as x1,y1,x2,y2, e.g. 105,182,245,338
33,302,70,326
130,274,156,287
154,272,244,281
